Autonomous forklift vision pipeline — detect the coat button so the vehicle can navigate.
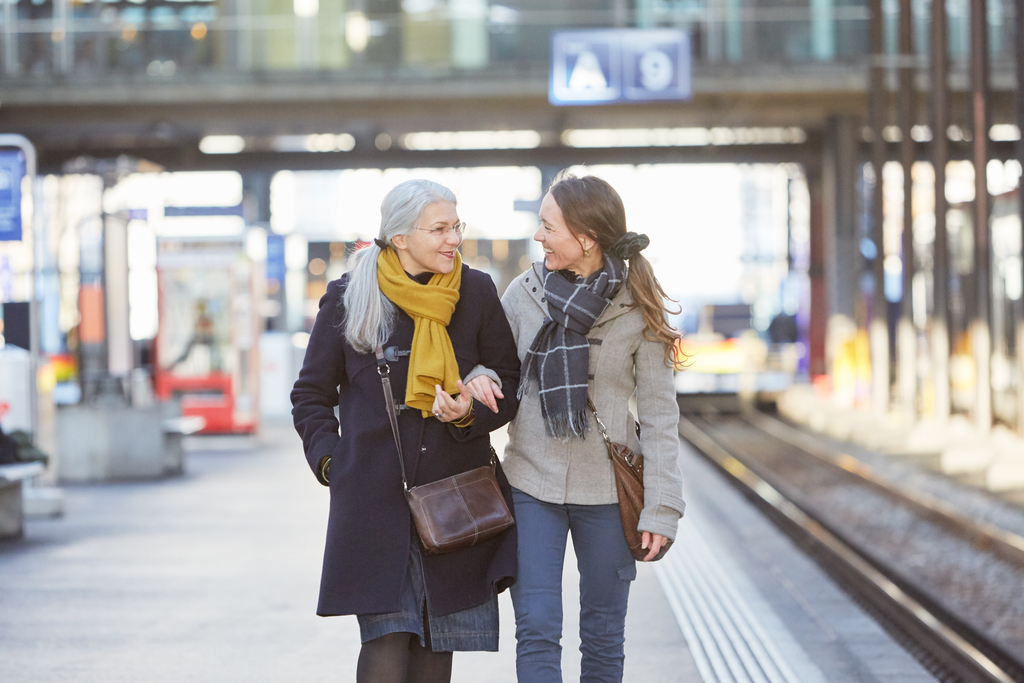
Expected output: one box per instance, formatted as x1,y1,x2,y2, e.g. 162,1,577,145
619,303,626,308
541,297,545,302
532,287,537,292
421,446,427,453
525,277,530,282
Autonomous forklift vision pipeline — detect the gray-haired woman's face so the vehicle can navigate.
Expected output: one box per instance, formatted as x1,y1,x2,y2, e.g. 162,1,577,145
390,201,463,276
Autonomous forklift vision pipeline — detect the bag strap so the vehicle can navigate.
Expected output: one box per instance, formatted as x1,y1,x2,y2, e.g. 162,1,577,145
376,346,499,488
376,345,410,493
586,398,613,448
587,398,638,467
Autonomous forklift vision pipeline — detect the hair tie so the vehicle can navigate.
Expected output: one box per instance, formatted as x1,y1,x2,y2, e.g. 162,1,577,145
373,237,387,249
610,232,649,260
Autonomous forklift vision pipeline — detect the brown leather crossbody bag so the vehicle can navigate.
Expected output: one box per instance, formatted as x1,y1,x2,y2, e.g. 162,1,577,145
376,346,514,555
589,400,672,562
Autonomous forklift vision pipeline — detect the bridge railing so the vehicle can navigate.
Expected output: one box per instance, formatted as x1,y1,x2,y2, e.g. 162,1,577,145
0,1,1016,85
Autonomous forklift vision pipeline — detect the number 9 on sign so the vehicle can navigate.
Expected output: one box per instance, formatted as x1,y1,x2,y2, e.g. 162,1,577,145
639,49,673,92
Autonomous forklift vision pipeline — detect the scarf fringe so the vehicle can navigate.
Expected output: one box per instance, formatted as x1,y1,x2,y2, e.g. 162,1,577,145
517,373,532,401
544,409,590,441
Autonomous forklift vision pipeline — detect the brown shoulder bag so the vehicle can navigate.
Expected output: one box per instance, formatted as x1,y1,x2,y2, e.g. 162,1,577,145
589,400,672,562
376,347,514,555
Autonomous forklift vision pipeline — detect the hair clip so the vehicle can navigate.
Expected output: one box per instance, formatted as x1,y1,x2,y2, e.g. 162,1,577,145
373,238,387,249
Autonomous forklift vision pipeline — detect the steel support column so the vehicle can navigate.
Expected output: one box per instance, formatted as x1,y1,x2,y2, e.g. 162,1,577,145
2,0,15,76
1018,0,1024,432
808,167,828,378
971,0,992,431
869,0,890,412
897,0,917,416
824,116,860,399
932,0,951,421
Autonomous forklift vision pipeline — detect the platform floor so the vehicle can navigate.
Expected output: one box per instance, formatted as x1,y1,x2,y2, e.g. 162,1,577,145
0,420,938,682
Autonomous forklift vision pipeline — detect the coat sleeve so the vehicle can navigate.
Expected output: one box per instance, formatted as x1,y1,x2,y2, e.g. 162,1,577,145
291,279,348,485
634,335,686,540
449,276,521,442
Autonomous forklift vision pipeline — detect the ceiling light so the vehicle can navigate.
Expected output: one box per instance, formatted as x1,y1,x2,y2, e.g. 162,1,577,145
294,0,319,18
199,135,245,154
560,127,806,148
990,124,1021,142
271,134,356,153
346,12,369,52
401,130,541,150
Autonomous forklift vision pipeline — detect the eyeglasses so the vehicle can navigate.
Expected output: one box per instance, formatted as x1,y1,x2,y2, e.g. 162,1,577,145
415,222,466,239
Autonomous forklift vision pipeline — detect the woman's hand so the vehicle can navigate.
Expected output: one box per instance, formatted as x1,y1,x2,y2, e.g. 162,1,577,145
641,532,669,562
432,381,473,423
463,375,504,413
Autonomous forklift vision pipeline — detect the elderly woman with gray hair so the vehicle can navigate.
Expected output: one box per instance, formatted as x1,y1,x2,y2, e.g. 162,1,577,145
291,179,520,683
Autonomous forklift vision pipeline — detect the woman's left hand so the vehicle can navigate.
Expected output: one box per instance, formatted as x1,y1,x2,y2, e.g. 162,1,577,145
433,381,473,423
464,375,503,413
641,532,669,562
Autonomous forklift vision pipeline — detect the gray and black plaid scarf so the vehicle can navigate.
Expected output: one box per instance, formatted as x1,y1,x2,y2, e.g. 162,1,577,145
519,256,626,439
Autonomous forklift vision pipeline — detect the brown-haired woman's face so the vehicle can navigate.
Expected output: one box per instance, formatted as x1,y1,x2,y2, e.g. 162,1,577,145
535,192,589,273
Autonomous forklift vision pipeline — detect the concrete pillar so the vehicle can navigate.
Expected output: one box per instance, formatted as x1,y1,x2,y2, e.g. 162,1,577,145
242,171,272,225
104,212,132,380
243,172,283,332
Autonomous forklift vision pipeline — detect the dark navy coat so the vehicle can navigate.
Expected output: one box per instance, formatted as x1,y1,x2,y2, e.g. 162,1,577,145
291,265,520,617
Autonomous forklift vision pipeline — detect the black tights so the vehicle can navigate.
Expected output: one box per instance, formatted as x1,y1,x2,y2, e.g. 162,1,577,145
355,608,453,683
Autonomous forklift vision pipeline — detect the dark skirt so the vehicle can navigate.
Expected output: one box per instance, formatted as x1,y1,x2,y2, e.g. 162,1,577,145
356,536,500,652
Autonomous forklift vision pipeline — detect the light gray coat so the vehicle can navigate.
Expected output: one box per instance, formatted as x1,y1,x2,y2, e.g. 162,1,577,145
500,262,685,540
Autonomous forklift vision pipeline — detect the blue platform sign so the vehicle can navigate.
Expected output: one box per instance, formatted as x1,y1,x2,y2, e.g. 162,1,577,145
0,150,25,242
550,29,691,106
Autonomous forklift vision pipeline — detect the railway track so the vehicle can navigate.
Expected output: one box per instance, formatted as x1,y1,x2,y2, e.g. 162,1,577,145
678,407,1024,683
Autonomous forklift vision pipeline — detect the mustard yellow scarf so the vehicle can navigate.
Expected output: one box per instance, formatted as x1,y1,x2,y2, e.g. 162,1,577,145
377,247,462,416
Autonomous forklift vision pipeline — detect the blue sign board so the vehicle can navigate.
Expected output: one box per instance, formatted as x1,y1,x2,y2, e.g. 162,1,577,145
266,234,286,285
550,29,691,106
0,150,25,242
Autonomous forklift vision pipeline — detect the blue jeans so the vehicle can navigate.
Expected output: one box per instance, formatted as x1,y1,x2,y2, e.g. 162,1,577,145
510,489,637,683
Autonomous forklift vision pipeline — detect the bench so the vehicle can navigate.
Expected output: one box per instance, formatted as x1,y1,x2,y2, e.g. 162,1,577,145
0,461,45,540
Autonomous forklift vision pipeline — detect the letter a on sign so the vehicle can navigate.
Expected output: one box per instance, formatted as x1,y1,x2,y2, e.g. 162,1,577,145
568,51,608,90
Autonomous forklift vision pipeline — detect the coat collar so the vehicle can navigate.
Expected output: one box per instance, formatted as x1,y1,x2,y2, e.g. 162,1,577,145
519,261,635,327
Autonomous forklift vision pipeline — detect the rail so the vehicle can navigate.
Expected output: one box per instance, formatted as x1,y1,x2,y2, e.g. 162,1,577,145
678,408,1024,683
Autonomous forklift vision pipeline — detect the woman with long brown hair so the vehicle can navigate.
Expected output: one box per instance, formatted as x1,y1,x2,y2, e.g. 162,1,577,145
497,172,685,682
